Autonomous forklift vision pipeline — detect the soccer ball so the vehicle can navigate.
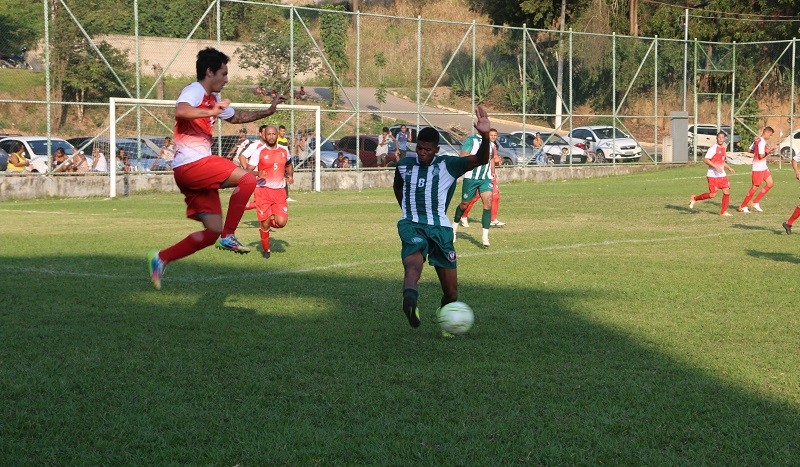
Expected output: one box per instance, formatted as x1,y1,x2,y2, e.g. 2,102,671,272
437,301,474,335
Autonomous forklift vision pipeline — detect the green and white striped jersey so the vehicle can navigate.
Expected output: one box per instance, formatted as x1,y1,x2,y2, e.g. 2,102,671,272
462,134,493,180
396,155,470,227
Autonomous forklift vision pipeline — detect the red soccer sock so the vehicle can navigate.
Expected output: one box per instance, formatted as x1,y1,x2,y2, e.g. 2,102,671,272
259,227,271,251
159,228,220,263
491,191,500,221
788,206,800,225
244,199,256,211
739,187,758,209
720,193,730,214
694,192,711,202
222,172,256,237
462,195,480,218
753,185,772,203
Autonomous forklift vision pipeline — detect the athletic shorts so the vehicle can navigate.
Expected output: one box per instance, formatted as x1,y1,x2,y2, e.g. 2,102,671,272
461,178,493,201
254,186,288,222
397,219,457,269
706,176,730,193
173,156,238,219
751,169,771,186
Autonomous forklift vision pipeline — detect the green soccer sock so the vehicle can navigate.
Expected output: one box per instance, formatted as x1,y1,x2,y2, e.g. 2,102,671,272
454,205,464,224
482,209,491,229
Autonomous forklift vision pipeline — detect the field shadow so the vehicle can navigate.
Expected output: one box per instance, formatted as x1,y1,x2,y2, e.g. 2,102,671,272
731,223,783,234
3,254,800,464
745,249,800,264
664,203,696,214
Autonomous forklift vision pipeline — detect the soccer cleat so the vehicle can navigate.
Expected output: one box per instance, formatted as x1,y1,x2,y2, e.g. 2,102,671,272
402,296,421,328
482,240,490,249
753,203,763,212
434,308,455,338
215,234,251,254
783,222,793,235
738,206,750,213
721,211,733,217
286,197,297,203
262,249,271,259
490,219,506,227
689,196,696,209
460,217,469,228
147,249,165,290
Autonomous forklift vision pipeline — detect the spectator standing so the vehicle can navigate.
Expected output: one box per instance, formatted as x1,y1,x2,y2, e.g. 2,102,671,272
151,136,175,171
395,124,411,158
376,126,396,167
91,146,107,173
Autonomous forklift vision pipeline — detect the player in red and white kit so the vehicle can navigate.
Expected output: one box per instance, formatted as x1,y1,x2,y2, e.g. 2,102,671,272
689,131,736,216
781,151,800,234
738,126,775,213
240,124,293,258
147,47,284,290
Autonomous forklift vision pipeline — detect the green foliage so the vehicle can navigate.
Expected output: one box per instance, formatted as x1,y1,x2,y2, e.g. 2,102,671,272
319,4,350,107
451,61,499,104
236,17,317,95
374,52,388,109
502,62,546,114
62,40,134,103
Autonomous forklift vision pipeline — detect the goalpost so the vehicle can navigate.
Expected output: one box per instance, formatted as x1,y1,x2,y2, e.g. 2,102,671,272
108,97,322,198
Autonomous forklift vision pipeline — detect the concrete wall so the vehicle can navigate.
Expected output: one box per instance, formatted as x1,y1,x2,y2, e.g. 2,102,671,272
0,164,672,202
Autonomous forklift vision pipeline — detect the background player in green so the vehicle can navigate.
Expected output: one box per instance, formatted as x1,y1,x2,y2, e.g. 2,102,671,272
393,106,493,329
452,126,497,248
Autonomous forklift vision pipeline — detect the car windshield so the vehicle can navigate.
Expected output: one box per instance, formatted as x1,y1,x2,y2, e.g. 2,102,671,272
27,140,73,157
320,140,336,151
498,134,526,148
540,133,567,145
118,141,159,159
594,127,629,139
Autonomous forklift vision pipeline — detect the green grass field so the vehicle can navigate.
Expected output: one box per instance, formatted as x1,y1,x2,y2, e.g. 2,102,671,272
2,165,800,463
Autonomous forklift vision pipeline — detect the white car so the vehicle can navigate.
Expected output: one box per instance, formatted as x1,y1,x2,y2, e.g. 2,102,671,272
689,124,741,152
0,136,75,173
567,126,643,162
778,129,800,160
509,131,588,164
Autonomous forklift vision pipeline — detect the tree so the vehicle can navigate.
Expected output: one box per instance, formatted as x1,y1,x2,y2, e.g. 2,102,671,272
319,4,350,107
374,52,387,120
237,19,317,97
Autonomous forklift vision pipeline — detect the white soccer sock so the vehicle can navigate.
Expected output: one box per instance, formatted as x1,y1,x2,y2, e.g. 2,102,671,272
482,228,489,243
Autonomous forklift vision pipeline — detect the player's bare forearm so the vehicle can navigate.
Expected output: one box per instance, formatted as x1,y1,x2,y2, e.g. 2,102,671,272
227,109,274,124
464,106,491,170
393,170,404,207
285,161,294,180
175,102,221,120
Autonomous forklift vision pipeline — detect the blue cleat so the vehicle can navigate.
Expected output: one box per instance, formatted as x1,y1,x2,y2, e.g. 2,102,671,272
147,249,165,290
215,234,251,254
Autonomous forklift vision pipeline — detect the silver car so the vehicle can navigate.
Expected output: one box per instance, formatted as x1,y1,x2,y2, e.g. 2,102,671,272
509,131,588,164
567,126,642,162
301,139,358,168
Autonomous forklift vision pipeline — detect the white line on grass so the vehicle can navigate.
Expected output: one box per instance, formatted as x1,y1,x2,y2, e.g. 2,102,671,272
0,231,750,284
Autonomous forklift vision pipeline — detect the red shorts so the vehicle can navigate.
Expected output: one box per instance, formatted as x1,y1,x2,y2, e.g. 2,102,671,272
706,176,730,193
254,186,288,222
172,156,237,219
751,169,771,186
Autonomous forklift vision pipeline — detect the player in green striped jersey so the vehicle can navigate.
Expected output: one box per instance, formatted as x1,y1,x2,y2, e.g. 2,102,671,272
453,129,497,248
393,107,493,329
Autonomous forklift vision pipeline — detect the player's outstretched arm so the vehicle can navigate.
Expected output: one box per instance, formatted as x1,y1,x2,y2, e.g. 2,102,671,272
226,95,287,124
465,106,492,170
393,168,404,207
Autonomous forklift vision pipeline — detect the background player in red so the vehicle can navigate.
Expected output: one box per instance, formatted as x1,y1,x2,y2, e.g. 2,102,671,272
689,131,736,216
782,150,800,234
738,126,775,213
245,124,293,258
147,47,284,290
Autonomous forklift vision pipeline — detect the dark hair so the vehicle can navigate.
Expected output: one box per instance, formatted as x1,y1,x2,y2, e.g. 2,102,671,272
382,127,389,132
489,128,498,132
258,124,268,132
418,127,440,144
717,131,726,137
196,47,230,81
239,128,247,134
279,125,286,130
764,126,774,133
11,142,23,153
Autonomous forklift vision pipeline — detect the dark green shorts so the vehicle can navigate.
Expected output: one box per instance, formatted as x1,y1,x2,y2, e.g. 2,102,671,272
461,177,492,201
397,219,457,269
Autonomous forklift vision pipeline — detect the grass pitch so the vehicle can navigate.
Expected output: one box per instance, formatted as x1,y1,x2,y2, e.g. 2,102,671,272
2,165,800,464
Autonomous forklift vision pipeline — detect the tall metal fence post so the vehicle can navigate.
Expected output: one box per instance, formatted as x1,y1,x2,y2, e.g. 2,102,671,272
612,32,617,165
44,0,52,166
522,24,527,164
356,10,361,173
654,36,659,164
731,41,736,158
416,15,422,132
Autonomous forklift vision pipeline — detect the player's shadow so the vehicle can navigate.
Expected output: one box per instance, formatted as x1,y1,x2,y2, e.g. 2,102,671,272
731,223,784,234
455,231,485,249
244,237,289,254
664,203,697,214
745,249,800,264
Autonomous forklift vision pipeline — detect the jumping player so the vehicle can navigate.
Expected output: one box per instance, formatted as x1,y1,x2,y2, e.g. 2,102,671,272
147,47,284,290
689,131,736,216
458,129,505,227
394,107,493,330
781,151,800,234
738,126,775,213
452,128,497,248
241,124,293,258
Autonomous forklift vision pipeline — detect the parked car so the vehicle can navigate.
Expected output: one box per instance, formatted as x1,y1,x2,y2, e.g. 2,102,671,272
388,125,462,156
689,124,741,152
0,147,8,171
336,135,398,167
300,139,358,168
508,131,588,164
0,136,74,173
67,137,162,172
567,126,643,162
778,128,800,160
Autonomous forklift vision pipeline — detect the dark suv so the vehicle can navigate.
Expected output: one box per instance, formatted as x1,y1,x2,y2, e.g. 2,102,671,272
336,135,397,167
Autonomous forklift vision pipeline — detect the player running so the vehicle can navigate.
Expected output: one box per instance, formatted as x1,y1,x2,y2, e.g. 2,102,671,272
147,47,284,290
738,126,775,213
689,131,736,216
240,124,293,258
781,151,800,234
452,127,498,248
394,106,493,330
457,129,506,228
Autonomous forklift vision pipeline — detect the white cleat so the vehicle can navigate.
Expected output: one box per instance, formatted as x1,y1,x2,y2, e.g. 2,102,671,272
459,217,469,228
721,211,733,217
753,203,763,212
689,196,696,209
738,206,750,214
490,219,506,227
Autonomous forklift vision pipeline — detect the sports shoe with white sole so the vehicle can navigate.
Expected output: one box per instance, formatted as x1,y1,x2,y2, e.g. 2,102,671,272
460,217,469,228
753,203,763,212
721,211,733,217
215,234,251,254
490,219,506,227
147,249,165,290
689,196,696,209
738,206,750,213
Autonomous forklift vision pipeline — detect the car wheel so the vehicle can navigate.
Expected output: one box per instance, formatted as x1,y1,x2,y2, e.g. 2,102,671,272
319,161,327,168
596,150,605,163
781,147,794,160
502,157,513,166
631,157,641,163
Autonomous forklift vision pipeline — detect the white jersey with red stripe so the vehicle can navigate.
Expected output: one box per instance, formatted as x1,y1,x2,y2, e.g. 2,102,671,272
172,81,235,169
751,137,769,172
705,143,728,178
